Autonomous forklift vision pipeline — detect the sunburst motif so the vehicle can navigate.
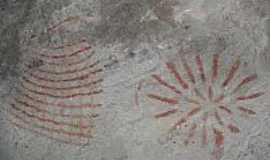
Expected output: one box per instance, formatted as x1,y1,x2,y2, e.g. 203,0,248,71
138,53,265,159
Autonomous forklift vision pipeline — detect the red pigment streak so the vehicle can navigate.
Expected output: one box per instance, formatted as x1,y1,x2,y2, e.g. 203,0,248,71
208,86,213,101
9,120,89,146
237,92,264,101
11,104,89,129
213,128,224,160
214,111,224,126
195,55,206,82
184,123,197,145
48,16,80,32
21,92,102,109
218,106,232,115
214,94,225,103
233,74,257,93
187,107,201,118
202,112,209,146
152,74,182,95
166,62,189,89
40,46,91,59
29,68,103,82
238,107,256,115
212,54,219,83
185,97,200,105
194,88,206,100
21,83,103,99
9,111,91,138
14,98,91,118
37,60,100,75
22,76,103,91
48,39,86,50
182,58,196,84
227,124,240,133
154,109,178,119
147,94,178,105
222,59,240,87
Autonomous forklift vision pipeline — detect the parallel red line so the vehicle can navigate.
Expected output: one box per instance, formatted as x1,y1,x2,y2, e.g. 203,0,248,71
22,76,103,91
21,83,103,99
10,104,89,129
9,120,89,146
20,92,102,109
222,59,240,87
238,106,256,115
154,109,178,119
152,74,182,95
9,110,91,138
40,46,91,59
166,62,189,89
48,39,86,50
14,98,92,118
29,68,103,83
147,94,178,105
37,60,100,75
237,92,264,101
195,55,206,82
232,74,257,93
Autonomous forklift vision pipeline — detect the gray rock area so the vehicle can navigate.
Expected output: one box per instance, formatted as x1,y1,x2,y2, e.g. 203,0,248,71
0,0,270,160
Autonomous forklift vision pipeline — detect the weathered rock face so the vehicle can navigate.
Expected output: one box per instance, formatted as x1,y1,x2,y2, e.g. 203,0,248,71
0,0,270,160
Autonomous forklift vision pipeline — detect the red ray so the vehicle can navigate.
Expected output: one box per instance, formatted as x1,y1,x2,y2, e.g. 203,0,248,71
194,88,206,100
238,106,256,115
237,92,264,101
152,74,182,95
214,111,224,126
202,112,209,146
182,58,196,84
212,128,224,160
208,85,213,101
166,62,189,89
214,94,225,103
218,106,232,115
212,54,219,83
187,107,201,118
227,124,240,133
147,94,178,105
195,55,206,82
232,74,257,93
184,123,197,145
154,109,178,119
222,59,240,87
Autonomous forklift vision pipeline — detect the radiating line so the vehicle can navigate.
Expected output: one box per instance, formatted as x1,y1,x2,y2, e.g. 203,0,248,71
238,106,256,115
195,55,206,82
212,54,219,83
147,94,178,105
154,109,178,119
218,106,232,115
222,59,240,87
182,58,196,84
166,62,189,89
237,92,264,101
152,74,182,95
214,111,224,126
232,74,257,93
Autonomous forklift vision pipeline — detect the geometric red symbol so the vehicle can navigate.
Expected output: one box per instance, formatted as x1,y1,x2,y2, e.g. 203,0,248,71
7,39,103,146
138,53,264,159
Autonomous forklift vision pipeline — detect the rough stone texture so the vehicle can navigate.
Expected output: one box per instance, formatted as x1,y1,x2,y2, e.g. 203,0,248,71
0,0,270,160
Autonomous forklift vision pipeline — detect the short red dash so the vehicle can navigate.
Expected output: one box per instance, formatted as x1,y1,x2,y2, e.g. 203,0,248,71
166,62,189,89
152,74,182,95
233,74,257,93
212,54,219,83
154,109,178,119
227,124,240,133
195,55,206,82
222,59,240,87
237,92,264,101
147,94,178,105
218,106,232,115
182,58,196,84
238,106,256,115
